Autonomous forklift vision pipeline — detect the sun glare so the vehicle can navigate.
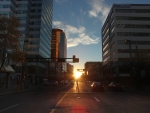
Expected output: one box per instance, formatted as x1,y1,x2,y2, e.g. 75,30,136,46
74,72,81,79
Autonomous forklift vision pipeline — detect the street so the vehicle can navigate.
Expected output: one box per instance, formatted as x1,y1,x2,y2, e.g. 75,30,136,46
0,81,150,113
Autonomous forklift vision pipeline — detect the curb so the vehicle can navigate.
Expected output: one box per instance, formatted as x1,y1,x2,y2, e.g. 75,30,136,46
125,89,150,97
0,88,38,96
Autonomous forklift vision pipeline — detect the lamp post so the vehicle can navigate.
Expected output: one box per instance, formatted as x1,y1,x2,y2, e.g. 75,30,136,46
124,39,133,88
135,46,139,89
21,40,29,89
124,40,132,63
135,46,138,63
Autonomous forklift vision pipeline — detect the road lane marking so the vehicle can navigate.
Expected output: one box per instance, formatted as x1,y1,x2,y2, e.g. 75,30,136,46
120,96,131,101
50,89,71,113
0,104,19,113
94,97,100,102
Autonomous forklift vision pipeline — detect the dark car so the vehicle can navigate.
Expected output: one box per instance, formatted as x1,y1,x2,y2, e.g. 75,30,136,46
108,82,124,91
91,82,104,92
43,79,58,86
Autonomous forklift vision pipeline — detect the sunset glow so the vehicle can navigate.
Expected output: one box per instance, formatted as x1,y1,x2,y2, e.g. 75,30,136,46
74,72,81,79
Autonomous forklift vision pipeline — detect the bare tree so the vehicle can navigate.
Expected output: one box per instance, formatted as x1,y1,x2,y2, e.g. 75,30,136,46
0,15,25,71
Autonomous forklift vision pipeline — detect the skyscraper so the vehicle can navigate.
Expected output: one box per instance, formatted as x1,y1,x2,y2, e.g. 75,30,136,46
0,0,53,78
51,29,67,59
102,4,150,82
49,29,67,78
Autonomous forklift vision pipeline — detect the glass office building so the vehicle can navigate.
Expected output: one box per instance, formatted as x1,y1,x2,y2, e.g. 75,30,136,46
0,0,53,78
0,0,15,17
102,4,150,83
0,0,53,58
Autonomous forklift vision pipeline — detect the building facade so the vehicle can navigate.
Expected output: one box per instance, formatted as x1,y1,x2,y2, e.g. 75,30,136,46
49,29,67,79
51,29,67,59
102,4,150,84
84,62,102,81
0,0,53,82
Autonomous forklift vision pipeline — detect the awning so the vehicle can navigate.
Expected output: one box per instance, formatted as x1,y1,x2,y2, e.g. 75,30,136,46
0,65,15,73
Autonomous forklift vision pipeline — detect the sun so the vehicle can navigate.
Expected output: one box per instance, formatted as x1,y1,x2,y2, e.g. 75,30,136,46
74,72,81,79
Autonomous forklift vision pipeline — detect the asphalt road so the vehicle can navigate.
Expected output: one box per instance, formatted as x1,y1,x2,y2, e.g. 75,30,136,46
0,81,150,113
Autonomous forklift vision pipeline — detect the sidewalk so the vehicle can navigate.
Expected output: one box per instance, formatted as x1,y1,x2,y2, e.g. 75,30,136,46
0,83,41,96
1,82,150,96
125,85,150,96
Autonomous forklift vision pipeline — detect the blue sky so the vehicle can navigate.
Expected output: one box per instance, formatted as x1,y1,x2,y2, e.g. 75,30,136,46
52,0,150,73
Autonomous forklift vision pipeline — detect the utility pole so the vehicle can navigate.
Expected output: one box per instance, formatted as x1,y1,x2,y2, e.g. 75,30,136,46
21,40,29,89
125,40,133,88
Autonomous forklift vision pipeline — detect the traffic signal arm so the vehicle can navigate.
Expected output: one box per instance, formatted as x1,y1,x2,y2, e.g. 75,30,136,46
73,55,79,63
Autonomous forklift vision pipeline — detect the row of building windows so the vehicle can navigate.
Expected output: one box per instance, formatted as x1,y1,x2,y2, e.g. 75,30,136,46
103,35,109,46
103,43,109,51
115,9,150,13
28,48,39,51
31,9,41,13
102,28,109,39
30,21,41,25
118,58,150,62
116,24,150,28
29,34,40,38
31,15,41,19
117,32,150,36
111,26,115,33
118,49,150,53
103,49,109,56
0,5,10,8
32,4,42,7
16,4,28,8
16,10,28,14
110,19,114,26
30,28,40,31
116,16,150,21
118,40,150,45
103,56,110,62
102,22,109,34
17,0,28,1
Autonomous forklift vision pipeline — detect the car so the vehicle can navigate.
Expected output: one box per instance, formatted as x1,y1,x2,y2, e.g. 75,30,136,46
62,80,69,85
43,79,58,86
108,82,124,91
91,82,104,92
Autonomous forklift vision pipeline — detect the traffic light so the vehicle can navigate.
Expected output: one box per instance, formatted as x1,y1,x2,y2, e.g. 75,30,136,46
73,55,76,62
73,55,79,62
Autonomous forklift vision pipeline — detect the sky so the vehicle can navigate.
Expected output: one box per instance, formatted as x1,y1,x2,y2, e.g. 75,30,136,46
52,0,150,73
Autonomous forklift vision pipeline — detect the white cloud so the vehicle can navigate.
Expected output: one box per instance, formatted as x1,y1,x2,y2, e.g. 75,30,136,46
53,21,99,48
87,0,110,23
55,0,68,4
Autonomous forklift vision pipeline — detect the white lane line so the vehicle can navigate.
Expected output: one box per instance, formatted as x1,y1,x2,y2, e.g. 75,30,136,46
50,89,71,113
120,96,131,101
94,97,100,102
0,104,19,113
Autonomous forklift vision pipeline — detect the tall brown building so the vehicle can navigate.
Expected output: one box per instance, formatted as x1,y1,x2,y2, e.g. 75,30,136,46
51,29,67,60
49,29,67,78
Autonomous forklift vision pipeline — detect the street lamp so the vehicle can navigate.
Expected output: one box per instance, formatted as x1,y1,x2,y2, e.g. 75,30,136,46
135,45,140,88
135,46,138,63
124,39,133,88
124,40,132,63
21,39,29,89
